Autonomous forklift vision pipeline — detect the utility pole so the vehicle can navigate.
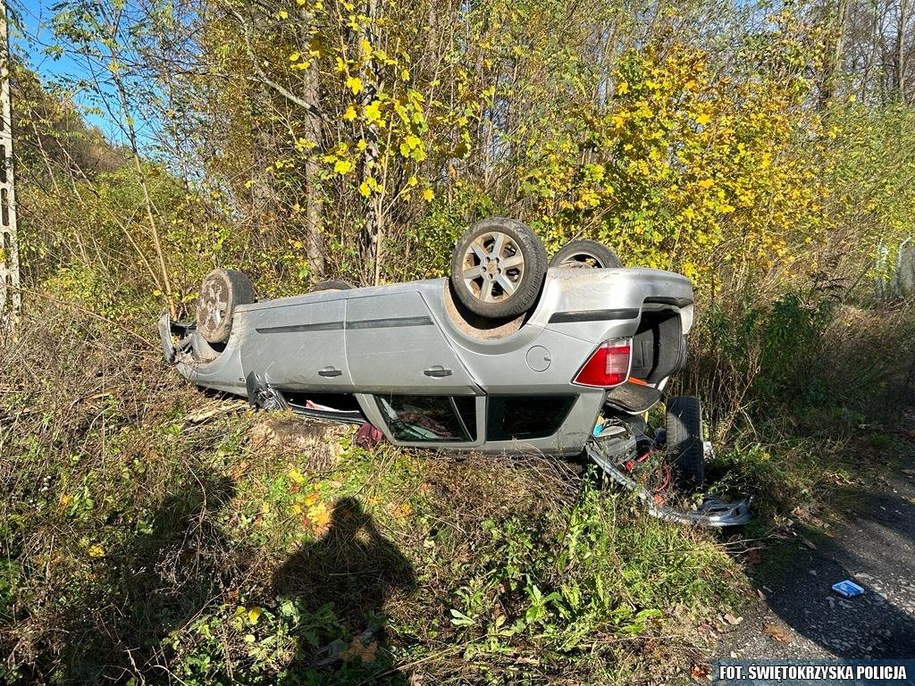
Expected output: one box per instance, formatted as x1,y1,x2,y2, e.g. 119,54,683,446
0,0,20,331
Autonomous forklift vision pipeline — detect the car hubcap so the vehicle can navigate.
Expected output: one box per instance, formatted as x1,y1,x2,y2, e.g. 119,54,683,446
461,231,525,303
199,277,228,332
559,251,604,269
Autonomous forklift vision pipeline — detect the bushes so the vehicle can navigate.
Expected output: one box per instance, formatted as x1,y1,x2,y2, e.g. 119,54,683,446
686,282,915,430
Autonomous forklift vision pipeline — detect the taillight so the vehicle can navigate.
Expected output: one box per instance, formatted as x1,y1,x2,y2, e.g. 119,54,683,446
573,337,632,388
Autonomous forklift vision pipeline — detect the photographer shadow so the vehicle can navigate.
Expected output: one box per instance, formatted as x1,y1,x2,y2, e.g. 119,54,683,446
273,497,416,685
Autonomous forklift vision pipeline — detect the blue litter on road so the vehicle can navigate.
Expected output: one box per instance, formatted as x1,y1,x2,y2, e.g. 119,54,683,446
832,580,865,598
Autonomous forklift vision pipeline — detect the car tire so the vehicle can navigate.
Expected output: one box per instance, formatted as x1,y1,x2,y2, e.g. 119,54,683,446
313,279,354,291
665,396,705,491
450,217,547,319
196,268,256,344
550,239,622,269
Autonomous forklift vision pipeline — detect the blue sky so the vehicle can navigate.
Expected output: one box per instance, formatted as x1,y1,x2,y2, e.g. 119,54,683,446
10,0,127,141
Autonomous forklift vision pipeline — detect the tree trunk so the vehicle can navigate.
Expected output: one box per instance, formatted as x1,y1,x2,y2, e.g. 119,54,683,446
360,0,383,285
897,0,909,100
298,7,327,280
819,0,849,109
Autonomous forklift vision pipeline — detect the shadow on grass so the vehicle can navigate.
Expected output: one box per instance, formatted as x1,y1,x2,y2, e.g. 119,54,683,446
273,497,416,686
60,471,244,684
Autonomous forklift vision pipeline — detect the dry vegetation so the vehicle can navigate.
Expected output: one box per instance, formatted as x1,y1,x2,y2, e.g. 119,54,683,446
3,0,915,683
1,304,744,685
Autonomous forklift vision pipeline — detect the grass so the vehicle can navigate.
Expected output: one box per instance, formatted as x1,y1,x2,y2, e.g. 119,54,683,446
0,302,746,685
3,293,914,684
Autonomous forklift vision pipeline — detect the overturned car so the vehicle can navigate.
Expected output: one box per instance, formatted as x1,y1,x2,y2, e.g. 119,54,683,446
160,218,750,526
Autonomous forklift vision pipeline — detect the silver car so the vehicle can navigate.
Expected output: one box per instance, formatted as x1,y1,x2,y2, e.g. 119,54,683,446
160,218,750,526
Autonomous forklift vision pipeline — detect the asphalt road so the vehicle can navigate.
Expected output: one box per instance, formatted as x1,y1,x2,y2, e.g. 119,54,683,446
715,446,915,660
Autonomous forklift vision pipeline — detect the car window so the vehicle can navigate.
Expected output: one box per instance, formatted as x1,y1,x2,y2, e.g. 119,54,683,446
486,396,577,441
375,395,477,442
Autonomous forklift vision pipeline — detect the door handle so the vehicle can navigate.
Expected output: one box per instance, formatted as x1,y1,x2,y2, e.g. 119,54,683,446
318,367,343,378
423,365,453,378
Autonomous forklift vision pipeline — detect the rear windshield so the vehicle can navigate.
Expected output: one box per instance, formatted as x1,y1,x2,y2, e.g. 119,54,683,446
486,396,576,441
375,395,477,442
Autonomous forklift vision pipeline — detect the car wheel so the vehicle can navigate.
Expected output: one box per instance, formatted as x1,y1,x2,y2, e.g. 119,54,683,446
550,239,622,269
450,217,547,319
313,279,354,291
665,396,705,491
196,268,256,344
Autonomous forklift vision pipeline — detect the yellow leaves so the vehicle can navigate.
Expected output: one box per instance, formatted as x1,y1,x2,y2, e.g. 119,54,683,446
394,502,414,518
321,143,352,172
308,38,324,58
364,100,383,125
247,607,262,625
584,163,605,182
341,635,379,664
360,38,373,59
635,101,653,120
333,159,354,175
576,188,600,209
399,134,426,161
288,467,306,485
289,52,301,62
307,502,331,529
359,176,381,197
400,68,410,82
346,76,364,95
294,137,317,153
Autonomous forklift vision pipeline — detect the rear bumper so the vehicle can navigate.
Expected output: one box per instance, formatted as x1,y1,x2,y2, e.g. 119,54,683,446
586,438,752,527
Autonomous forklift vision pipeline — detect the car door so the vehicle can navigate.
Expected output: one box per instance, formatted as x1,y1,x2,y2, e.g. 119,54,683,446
240,297,352,389
345,290,481,395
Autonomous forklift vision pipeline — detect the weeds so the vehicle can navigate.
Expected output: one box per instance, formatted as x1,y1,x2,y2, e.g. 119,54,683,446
4,284,913,684
0,303,744,684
